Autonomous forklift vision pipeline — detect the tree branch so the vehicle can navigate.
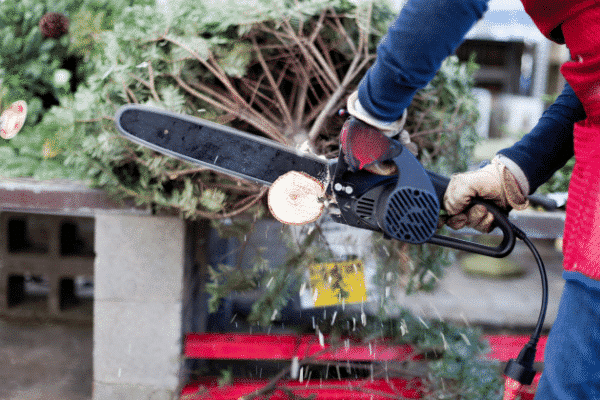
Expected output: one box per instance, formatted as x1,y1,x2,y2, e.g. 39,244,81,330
161,34,248,109
307,54,374,142
251,36,293,127
147,61,161,103
170,74,285,143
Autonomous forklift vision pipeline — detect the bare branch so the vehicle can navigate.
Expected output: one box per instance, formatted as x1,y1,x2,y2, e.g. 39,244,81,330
328,9,357,55
294,77,309,126
212,187,267,219
147,61,161,103
124,84,139,104
250,36,294,127
236,77,286,124
308,8,327,44
171,74,285,143
307,53,375,142
161,34,253,114
281,19,338,92
167,167,208,179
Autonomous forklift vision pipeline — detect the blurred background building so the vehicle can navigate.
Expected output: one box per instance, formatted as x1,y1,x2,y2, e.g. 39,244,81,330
459,0,569,142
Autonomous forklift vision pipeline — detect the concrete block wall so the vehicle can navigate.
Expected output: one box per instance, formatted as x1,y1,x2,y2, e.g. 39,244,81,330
0,212,94,321
93,212,187,400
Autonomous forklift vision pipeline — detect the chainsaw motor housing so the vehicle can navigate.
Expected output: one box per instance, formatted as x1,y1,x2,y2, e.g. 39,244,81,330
331,142,516,258
331,147,439,244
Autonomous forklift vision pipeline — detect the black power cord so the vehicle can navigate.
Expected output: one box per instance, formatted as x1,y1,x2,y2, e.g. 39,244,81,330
475,159,549,385
503,222,549,385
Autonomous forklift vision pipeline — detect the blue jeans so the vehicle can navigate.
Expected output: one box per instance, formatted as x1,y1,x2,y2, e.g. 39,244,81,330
534,275,600,399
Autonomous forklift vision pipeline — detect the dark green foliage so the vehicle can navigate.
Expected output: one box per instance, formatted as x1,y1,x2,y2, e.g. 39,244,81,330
0,0,152,179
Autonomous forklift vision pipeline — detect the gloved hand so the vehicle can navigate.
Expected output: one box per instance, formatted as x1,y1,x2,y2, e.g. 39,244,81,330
340,92,417,175
443,157,529,233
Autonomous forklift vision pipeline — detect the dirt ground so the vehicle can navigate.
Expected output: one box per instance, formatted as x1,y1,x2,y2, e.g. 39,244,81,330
0,319,92,400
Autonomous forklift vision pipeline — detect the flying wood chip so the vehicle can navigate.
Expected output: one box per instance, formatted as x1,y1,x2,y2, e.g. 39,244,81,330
268,171,325,225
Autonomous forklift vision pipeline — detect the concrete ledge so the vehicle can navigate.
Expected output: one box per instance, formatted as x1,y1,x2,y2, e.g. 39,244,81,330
0,178,149,216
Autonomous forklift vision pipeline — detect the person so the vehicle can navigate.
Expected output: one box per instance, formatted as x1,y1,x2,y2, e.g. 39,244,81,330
340,0,600,398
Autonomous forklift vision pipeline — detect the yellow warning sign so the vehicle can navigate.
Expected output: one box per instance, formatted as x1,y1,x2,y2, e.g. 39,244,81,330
308,260,367,307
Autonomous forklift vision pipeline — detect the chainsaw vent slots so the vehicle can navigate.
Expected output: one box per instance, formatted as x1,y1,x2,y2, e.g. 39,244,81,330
355,193,377,221
384,188,439,244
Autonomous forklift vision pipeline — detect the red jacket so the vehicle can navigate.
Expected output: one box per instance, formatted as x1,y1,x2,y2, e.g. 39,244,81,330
521,0,600,44
523,0,600,280
523,1,600,120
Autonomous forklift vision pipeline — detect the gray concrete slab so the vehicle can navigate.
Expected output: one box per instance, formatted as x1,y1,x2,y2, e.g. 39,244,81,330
0,320,92,400
378,239,566,330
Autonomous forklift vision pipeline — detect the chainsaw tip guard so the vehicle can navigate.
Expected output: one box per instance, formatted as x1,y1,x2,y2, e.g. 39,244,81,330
330,144,516,258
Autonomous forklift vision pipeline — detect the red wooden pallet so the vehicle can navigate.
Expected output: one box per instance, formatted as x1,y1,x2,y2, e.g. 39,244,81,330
185,333,420,362
181,333,547,399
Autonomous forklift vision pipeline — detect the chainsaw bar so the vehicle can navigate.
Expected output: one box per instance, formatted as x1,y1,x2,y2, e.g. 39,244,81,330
114,104,332,187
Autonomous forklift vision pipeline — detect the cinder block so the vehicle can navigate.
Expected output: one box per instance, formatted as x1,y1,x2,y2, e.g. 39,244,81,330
94,213,185,302
93,213,187,400
93,300,182,388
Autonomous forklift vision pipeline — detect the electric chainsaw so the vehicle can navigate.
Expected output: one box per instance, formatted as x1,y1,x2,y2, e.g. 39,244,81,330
114,103,548,387
114,104,515,258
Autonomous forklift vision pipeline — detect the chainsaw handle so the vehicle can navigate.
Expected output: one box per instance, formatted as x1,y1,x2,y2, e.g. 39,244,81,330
426,171,516,258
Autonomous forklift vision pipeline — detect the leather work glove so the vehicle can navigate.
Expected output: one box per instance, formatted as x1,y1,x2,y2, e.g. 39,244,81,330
340,92,418,175
443,157,530,233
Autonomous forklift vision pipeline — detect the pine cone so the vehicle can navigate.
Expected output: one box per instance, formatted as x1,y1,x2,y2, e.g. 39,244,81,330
39,12,70,39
